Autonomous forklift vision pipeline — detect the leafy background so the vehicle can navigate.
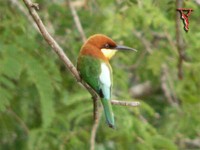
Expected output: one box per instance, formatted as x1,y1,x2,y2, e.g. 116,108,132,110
0,0,200,150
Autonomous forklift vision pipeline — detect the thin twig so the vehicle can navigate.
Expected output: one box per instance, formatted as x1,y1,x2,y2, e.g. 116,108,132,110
129,50,147,70
176,0,186,79
164,63,179,104
161,64,175,105
92,96,99,121
9,0,39,31
129,30,152,70
181,138,200,149
133,30,153,54
7,108,29,135
90,109,102,150
111,100,140,107
161,64,178,106
68,0,86,43
83,0,89,9
164,29,177,53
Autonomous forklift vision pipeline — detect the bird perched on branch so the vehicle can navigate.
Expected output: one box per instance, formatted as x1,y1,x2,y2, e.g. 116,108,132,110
77,34,136,128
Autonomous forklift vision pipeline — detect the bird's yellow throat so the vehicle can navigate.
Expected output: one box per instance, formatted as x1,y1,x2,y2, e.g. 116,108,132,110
101,49,117,59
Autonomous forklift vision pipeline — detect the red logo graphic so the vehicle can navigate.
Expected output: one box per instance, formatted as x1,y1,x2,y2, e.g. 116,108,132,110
177,8,193,32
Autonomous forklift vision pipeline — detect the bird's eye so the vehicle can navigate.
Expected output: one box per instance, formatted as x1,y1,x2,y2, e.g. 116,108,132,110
104,43,110,48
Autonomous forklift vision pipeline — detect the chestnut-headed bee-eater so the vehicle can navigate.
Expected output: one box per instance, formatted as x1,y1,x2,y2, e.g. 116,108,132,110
77,34,136,128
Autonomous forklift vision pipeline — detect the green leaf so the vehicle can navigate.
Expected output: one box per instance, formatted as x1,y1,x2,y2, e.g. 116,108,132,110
0,87,11,111
147,51,166,76
26,54,55,128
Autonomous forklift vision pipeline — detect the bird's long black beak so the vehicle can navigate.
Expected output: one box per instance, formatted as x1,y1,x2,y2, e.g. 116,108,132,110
115,45,137,52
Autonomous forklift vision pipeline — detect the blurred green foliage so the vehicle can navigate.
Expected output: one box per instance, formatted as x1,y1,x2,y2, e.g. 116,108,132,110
0,0,200,150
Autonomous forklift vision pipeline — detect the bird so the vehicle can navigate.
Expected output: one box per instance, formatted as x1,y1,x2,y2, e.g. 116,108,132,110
77,34,136,128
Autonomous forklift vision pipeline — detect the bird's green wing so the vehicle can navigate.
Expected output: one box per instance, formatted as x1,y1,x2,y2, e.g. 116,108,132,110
77,55,102,93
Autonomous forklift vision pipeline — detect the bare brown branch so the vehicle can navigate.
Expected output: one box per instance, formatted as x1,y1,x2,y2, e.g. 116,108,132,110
161,64,175,105
130,30,152,70
181,138,200,149
68,0,87,43
90,109,102,150
7,108,29,135
164,29,177,53
111,100,140,107
176,0,186,79
9,0,39,31
133,30,153,54
92,96,99,122
161,64,178,106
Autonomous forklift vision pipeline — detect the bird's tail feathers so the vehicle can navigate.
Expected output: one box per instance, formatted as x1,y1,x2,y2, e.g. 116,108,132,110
101,98,115,128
